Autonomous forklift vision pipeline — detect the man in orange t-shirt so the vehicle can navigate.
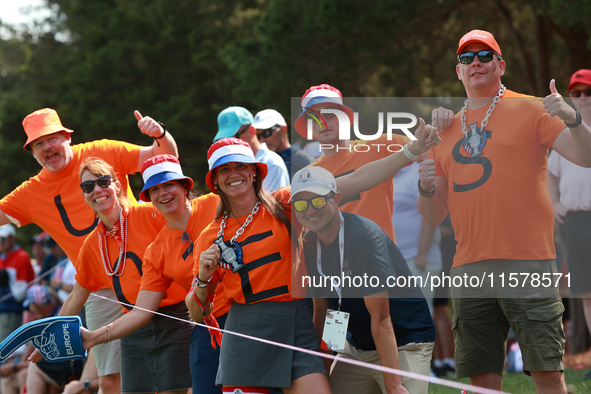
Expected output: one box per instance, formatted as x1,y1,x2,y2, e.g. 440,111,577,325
293,84,409,242
418,30,591,393
0,108,178,393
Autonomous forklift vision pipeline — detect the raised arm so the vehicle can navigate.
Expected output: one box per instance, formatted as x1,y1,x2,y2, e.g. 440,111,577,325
416,154,449,226
336,119,441,201
544,79,591,167
135,110,179,171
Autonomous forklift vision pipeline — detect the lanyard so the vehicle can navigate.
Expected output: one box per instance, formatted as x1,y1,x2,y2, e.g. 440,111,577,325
316,212,345,309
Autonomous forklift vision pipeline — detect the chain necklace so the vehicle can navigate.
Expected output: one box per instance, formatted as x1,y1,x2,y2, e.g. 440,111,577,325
217,201,260,242
215,201,260,272
98,209,128,276
460,85,505,157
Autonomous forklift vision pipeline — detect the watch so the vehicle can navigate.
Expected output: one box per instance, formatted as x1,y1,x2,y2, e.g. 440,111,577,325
83,379,91,391
565,111,582,128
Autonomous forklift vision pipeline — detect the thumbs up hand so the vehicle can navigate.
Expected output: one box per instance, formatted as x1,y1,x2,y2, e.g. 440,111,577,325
543,79,578,124
134,110,165,138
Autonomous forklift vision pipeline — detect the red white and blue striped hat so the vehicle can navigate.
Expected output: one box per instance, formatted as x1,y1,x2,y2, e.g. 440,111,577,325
139,155,194,202
205,138,268,194
293,84,355,138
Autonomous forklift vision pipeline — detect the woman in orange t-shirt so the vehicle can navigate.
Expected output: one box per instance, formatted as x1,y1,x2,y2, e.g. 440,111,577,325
30,157,192,394
79,154,222,394
192,138,330,394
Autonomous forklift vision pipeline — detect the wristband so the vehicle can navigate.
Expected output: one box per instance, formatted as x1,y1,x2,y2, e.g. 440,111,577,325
565,111,582,128
402,143,419,161
194,275,211,288
154,121,167,147
418,179,435,198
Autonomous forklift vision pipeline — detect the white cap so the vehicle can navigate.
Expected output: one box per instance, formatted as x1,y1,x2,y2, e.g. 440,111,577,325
253,109,287,130
291,166,337,197
0,224,16,238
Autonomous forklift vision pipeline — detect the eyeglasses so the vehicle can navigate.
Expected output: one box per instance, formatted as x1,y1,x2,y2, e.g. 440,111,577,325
234,125,250,139
293,194,334,213
569,88,591,97
458,50,498,65
257,125,280,139
80,175,112,194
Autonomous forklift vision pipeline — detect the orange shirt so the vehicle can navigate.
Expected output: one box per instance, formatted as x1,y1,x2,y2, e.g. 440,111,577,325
312,134,409,241
429,91,565,267
0,140,141,266
140,193,221,311
193,188,294,306
75,205,187,313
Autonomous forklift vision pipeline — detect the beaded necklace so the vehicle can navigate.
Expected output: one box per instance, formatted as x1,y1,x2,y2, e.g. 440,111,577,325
98,209,127,276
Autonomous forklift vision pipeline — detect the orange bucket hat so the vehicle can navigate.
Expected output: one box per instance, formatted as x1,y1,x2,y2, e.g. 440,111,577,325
22,108,74,151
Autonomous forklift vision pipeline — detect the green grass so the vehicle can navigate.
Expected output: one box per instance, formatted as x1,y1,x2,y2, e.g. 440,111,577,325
428,369,591,393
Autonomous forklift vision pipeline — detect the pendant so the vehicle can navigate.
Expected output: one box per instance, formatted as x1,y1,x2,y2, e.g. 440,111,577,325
214,236,244,273
462,122,489,158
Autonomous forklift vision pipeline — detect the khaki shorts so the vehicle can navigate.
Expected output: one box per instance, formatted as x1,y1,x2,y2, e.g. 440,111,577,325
329,341,434,394
85,289,122,377
451,260,565,378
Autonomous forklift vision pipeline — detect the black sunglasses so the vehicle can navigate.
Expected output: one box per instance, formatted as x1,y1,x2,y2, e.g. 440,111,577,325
458,50,498,65
80,175,113,194
234,125,250,138
257,125,280,139
569,88,591,98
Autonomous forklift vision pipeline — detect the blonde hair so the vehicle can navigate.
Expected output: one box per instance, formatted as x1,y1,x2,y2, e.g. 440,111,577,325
79,157,130,209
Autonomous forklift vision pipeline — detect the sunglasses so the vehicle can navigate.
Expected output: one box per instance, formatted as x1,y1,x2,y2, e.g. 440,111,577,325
257,125,279,139
234,125,250,139
80,175,113,194
293,194,334,213
0,237,7,242
569,88,591,98
458,50,498,65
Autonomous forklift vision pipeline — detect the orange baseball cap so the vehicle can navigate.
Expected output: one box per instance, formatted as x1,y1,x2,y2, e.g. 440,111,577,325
22,108,74,151
457,29,502,57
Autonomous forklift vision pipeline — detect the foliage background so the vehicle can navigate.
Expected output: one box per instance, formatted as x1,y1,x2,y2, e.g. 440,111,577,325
0,0,590,243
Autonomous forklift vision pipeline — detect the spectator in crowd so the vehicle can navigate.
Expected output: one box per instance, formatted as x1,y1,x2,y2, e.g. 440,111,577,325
0,224,35,342
419,29,591,392
214,106,289,192
253,109,314,177
548,69,591,369
295,166,436,394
